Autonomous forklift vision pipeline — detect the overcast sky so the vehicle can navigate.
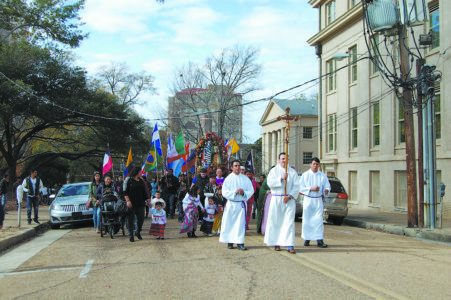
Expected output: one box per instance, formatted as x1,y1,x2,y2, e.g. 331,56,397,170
74,0,319,143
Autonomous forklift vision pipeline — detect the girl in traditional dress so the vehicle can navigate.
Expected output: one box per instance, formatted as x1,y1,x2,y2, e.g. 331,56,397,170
149,200,166,239
200,197,216,236
212,186,226,235
179,186,204,238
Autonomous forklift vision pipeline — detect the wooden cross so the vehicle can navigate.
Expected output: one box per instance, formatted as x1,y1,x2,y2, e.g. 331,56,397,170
277,107,299,196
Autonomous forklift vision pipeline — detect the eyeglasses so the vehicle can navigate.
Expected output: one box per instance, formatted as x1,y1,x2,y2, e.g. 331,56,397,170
232,165,240,168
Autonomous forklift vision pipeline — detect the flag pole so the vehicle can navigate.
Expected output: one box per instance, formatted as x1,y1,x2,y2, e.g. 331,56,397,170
109,143,115,179
251,149,255,174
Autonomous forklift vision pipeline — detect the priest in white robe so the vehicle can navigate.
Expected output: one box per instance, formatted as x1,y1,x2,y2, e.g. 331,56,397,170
299,157,330,248
264,152,300,254
219,159,254,251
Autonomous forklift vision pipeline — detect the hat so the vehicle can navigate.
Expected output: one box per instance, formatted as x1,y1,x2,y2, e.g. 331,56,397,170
152,199,166,209
200,168,207,173
240,166,245,170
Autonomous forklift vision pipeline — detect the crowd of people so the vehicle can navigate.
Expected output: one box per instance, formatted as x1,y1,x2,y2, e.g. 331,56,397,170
88,152,331,254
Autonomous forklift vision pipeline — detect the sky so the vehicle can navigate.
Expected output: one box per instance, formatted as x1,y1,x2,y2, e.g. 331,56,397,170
74,0,319,143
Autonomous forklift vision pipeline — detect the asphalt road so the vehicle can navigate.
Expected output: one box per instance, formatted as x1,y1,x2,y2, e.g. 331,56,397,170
0,218,450,299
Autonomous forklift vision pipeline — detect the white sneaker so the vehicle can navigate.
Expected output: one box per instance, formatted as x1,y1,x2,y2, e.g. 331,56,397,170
208,234,212,237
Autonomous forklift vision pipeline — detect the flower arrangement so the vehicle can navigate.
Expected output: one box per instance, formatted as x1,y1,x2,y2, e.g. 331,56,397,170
195,132,228,173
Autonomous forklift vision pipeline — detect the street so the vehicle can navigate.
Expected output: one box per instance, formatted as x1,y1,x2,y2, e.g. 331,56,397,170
0,218,450,299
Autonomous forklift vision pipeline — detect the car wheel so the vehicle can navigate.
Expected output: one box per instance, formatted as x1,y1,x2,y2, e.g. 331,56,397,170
50,223,60,229
332,217,344,225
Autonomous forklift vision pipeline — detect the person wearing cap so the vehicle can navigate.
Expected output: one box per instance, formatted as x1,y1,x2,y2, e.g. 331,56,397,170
240,166,246,175
264,152,300,254
219,160,254,251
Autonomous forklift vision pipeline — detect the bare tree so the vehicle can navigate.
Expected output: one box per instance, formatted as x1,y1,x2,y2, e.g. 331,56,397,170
92,61,157,106
169,45,261,143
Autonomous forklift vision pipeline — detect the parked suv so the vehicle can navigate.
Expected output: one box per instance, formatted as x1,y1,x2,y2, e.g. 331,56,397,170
295,176,348,225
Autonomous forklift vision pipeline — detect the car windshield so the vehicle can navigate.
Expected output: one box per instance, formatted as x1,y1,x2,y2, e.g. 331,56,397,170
57,184,89,197
329,180,346,194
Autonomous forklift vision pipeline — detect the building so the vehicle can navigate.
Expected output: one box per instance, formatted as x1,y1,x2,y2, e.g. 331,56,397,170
260,99,318,174
168,85,243,145
307,0,450,218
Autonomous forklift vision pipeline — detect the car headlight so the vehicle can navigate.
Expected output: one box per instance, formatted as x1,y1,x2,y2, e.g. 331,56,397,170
50,203,62,211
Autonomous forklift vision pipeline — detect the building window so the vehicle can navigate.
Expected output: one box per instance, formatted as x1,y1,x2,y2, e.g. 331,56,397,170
349,46,358,83
429,3,440,49
395,171,407,209
351,108,358,149
349,171,357,202
435,88,441,139
350,0,358,9
326,59,336,92
303,127,312,139
398,101,405,144
371,34,380,75
372,102,380,147
326,1,336,25
328,114,337,152
370,171,380,206
303,152,313,165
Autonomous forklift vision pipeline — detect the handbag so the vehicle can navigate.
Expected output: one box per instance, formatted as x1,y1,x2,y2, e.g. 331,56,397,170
87,199,93,208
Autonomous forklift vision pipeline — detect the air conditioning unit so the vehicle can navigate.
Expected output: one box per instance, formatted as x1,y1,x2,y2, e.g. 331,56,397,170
399,0,427,26
367,0,399,32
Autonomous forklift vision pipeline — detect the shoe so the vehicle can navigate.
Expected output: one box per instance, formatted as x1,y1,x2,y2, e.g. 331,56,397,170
191,232,197,238
208,234,212,237
228,243,234,249
288,248,296,254
4,212,8,214
156,237,160,239
33,219,40,224
237,244,248,251
187,232,192,238
304,240,310,246
160,237,165,240
136,232,143,240
317,240,328,248
274,246,281,251
252,213,255,219
28,220,32,225
130,236,135,242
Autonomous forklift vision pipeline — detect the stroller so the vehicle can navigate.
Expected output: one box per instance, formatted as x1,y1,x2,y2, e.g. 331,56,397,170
100,192,124,239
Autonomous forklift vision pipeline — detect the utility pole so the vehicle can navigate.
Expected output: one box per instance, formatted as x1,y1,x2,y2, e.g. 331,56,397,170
398,27,418,228
417,59,425,228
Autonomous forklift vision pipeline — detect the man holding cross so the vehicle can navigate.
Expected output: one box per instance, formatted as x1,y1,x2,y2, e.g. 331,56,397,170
264,152,300,254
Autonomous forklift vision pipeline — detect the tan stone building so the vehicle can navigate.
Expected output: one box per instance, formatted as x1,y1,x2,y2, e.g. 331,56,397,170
168,85,243,144
307,0,451,218
260,99,318,174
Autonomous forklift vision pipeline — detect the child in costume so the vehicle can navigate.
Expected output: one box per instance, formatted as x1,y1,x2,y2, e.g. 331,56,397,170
212,186,226,235
149,200,166,239
179,186,204,238
200,197,216,236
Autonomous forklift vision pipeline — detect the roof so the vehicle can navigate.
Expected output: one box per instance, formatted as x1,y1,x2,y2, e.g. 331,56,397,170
272,99,318,116
259,98,318,126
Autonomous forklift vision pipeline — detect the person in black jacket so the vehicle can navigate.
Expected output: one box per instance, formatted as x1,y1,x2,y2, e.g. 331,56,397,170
159,169,180,219
125,168,150,242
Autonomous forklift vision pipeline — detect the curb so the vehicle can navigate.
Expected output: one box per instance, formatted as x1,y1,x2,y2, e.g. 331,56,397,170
0,222,50,253
343,218,450,243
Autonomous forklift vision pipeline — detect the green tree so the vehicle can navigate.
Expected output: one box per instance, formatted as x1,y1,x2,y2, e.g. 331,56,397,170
0,0,87,47
0,41,148,184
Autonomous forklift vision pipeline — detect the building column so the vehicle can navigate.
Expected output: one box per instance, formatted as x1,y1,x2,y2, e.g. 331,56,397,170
272,131,277,167
262,132,267,172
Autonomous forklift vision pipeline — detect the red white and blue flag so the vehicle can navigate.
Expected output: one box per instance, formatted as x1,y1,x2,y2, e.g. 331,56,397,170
103,146,113,175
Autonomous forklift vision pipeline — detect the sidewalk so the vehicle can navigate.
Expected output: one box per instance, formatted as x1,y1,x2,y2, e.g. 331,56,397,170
0,204,50,252
1,204,450,253
344,208,451,243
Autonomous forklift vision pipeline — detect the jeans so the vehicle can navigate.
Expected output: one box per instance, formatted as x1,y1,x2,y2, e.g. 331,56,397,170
27,196,39,221
92,206,101,229
1,194,6,215
0,200,4,226
168,194,176,216
177,202,184,222
127,206,144,238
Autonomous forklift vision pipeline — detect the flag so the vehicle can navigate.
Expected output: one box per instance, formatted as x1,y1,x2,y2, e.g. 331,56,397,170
141,161,147,176
167,131,185,163
244,151,254,174
183,149,197,172
181,143,190,173
124,148,134,178
145,143,162,172
102,146,113,175
227,137,240,155
151,123,162,157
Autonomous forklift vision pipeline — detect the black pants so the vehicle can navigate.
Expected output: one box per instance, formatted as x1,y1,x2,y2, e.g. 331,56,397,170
126,206,145,238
